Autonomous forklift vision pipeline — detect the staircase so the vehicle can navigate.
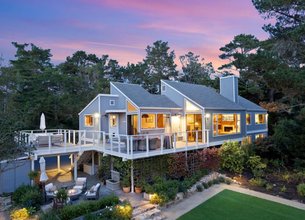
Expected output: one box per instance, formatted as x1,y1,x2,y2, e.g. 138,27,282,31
132,203,164,220
76,151,92,169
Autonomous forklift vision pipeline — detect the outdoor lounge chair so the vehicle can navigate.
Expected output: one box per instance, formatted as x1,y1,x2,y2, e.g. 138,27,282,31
85,183,101,200
73,177,87,192
45,183,57,200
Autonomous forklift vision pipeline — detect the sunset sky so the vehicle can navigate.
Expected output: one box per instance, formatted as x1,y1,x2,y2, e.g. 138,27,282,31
1,0,269,68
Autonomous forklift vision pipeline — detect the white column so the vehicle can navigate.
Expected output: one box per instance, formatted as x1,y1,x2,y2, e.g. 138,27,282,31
57,155,61,172
31,158,35,186
91,151,95,175
131,160,134,193
70,154,73,167
74,154,78,181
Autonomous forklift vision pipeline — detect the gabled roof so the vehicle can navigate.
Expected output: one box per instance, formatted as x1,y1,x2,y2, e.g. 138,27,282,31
162,80,245,110
111,82,181,109
238,96,266,112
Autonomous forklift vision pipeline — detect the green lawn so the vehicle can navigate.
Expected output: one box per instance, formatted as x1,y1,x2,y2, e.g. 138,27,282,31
178,189,305,220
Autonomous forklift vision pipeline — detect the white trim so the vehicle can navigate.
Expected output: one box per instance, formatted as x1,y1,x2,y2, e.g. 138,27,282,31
219,75,239,79
98,96,101,131
246,129,268,134
233,77,236,102
78,94,118,115
140,107,182,110
161,80,205,110
105,109,126,113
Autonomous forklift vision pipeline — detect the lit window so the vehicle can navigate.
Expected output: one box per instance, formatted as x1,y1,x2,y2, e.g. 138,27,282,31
127,101,137,112
246,136,252,144
255,114,266,124
157,114,166,128
255,134,265,140
110,115,117,127
141,114,156,129
109,100,115,106
213,113,241,136
246,114,251,125
185,100,200,112
85,115,93,127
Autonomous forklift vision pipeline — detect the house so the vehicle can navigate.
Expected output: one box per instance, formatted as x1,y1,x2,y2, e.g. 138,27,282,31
16,75,267,194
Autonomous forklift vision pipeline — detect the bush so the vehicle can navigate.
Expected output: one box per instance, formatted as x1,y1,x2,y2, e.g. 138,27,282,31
218,176,225,183
280,185,287,193
196,184,203,192
266,183,273,191
202,148,221,171
207,180,213,187
59,195,119,220
12,185,43,210
212,178,220,185
249,178,266,187
297,183,305,197
225,178,232,185
113,202,133,220
39,211,59,220
219,142,245,174
202,182,209,189
10,208,29,220
247,156,266,177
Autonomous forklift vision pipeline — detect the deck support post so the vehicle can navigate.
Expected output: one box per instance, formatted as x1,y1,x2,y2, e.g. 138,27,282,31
98,153,101,166
57,155,61,172
130,160,134,193
70,154,73,167
91,151,95,175
31,157,35,186
74,154,78,181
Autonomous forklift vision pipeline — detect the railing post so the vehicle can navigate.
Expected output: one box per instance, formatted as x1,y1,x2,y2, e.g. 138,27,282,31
93,132,95,144
186,131,188,147
48,133,51,151
110,136,113,152
196,130,198,148
118,136,121,154
68,130,71,144
73,130,76,145
146,135,149,156
206,130,209,147
97,132,101,145
64,130,67,148
103,132,106,148
160,134,164,154
127,136,130,155
84,130,86,145
130,136,134,158
173,133,176,151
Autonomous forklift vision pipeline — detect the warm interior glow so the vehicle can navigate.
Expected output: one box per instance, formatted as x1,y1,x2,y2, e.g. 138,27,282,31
110,115,117,127
255,114,266,124
213,113,240,136
246,113,251,125
185,99,200,112
255,133,264,140
127,101,137,112
171,115,181,133
141,114,156,129
157,114,165,128
85,115,93,126
186,114,202,141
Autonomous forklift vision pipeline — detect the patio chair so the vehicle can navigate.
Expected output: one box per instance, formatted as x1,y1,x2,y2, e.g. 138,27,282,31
51,134,63,145
36,135,50,147
45,183,57,200
73,177,87,192
85,183,101,200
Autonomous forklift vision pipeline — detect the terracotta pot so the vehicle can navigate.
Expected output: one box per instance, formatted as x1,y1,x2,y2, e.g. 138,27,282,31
123,186,130,193
135,187,142,194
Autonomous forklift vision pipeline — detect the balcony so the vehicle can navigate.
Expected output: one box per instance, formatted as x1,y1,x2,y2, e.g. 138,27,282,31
18,129,210,159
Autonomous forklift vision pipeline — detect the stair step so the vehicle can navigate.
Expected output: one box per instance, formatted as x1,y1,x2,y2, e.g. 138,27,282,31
132,203,157,216
133,208,161,220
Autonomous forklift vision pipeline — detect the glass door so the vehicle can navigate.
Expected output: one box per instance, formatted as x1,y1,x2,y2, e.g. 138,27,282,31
186,114,202,142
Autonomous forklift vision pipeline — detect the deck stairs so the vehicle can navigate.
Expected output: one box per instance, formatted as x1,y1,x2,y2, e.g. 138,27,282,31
132,202,164,220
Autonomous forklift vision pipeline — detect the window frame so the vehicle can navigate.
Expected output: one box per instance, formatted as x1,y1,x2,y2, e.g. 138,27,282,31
84,114,94,127
255,113,266,124
109,99,116,106
140,113,170,130
212,113,241,137
246,113,251,125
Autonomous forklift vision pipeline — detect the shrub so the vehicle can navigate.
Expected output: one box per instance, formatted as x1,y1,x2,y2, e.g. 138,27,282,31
28,171,39,180
56,188,68,201
196,184,203,192
10,208,29,220
247,156,267,177
59,195,119,220
12,184,43,210
225,178,232,185
280,185,287,193
212,178,220,185
207,180,213,187
297,183,305,197
113,202,133,220
249,178,266,187
202,182,209,189
219,142,245,174
202,148,221,171
150,193,165,205
39,211,59,220
266,183,273,191
218,176,225,183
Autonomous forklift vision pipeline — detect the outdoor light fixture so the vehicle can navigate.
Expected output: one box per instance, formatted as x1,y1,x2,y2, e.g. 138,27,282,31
205,113,211,119
103,152,108,157
122,158,127,162
94,113,100,118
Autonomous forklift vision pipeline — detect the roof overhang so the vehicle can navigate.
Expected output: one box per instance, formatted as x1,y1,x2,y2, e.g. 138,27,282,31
105,109,126,113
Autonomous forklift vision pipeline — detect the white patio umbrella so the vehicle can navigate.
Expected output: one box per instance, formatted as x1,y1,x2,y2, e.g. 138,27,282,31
39,157,48,182
40,113,46,131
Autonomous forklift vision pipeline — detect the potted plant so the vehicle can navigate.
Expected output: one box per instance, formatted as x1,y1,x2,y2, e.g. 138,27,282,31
121,175,131,193
135,178,144,194
54,188,68,208
28,171,39,185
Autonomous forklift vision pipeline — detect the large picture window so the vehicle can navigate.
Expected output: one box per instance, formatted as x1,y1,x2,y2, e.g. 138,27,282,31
255,114,266,124
85,115,93,127
141,114,156,129
213,113,240,136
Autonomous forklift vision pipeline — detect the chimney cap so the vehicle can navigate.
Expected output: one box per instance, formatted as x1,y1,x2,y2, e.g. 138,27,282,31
220,75,239,79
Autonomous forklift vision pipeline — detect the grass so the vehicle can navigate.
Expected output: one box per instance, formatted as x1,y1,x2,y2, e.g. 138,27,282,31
178,189,305,220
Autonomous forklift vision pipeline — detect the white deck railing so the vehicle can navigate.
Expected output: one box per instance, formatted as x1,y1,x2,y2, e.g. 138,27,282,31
18,129,210,159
